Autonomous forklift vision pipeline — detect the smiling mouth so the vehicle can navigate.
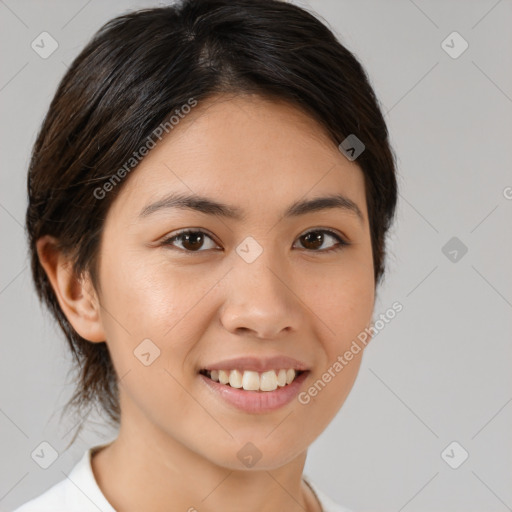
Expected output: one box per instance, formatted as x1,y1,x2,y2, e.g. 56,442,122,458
199,368,306,392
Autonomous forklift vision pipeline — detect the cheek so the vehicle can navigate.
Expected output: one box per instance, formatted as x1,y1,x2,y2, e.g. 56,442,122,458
326,283,374,340
96,252,208,368
305,261,375,350
95,254,219,428
297,261,374,415
100,250,202,330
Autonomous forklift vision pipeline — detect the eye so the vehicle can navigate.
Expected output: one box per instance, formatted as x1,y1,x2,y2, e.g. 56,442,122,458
293,229,349,253
161,229,219,252
161,228,349,254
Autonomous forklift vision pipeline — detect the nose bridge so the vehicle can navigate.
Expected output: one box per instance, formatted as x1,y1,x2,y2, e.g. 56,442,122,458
220,237,300,338
237,245,285,298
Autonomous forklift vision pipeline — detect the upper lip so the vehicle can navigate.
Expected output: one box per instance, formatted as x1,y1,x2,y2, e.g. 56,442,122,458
201,356,310,373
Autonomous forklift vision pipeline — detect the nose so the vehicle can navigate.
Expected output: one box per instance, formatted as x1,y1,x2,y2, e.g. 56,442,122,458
219,249,303,340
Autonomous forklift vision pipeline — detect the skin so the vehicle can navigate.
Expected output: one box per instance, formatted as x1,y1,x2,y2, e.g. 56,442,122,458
38,93,375,512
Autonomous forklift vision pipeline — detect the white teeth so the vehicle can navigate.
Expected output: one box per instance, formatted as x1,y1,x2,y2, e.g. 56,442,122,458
277,369,287,387
242,370,260,391
218,370,229,385
205,368,299,391
260,370,278,391
229,369,243,388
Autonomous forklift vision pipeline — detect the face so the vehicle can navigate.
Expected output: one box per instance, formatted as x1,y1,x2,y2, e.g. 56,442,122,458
94,93,375,470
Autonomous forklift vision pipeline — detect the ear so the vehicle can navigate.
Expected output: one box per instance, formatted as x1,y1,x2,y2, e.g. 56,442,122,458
36,235,106,343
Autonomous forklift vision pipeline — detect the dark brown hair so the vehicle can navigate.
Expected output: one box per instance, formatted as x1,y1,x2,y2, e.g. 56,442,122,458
26,0,398,443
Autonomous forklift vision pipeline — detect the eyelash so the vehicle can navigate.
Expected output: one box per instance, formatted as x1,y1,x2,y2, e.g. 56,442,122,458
160,228,349,254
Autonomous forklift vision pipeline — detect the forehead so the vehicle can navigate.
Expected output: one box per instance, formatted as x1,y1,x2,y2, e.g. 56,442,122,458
108,93,367,223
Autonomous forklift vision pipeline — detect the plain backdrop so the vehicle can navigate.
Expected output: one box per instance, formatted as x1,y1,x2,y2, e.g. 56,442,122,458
1,1,511,511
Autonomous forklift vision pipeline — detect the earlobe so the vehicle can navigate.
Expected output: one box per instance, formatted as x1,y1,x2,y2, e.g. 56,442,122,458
36,235,106,343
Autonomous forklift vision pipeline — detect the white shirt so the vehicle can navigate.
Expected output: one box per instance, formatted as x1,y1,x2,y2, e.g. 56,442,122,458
12,444,353,512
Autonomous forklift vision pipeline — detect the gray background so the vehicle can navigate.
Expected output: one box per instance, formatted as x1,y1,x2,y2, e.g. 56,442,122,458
1,1,511,511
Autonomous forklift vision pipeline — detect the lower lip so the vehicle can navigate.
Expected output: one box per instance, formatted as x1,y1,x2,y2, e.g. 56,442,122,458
199,372,309,413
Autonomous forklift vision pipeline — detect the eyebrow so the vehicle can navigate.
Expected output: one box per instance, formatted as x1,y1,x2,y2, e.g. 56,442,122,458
139,192,364,224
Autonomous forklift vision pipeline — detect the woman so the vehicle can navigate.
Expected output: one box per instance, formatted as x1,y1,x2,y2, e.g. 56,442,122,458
16,0,398,510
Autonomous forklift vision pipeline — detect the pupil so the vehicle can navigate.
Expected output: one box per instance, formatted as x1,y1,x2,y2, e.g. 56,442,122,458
303,231,322,250
184,232,203,250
